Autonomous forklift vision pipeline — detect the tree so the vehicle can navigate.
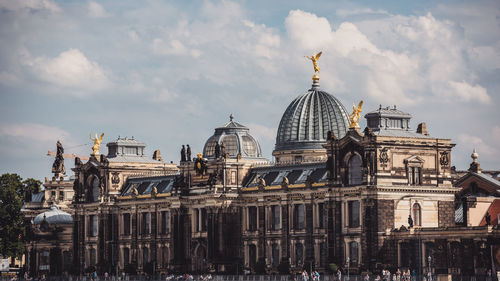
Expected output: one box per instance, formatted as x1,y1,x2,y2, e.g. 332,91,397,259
0,173,41,259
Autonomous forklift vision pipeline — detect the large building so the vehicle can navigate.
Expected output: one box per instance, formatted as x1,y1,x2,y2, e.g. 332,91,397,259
23,66,500,277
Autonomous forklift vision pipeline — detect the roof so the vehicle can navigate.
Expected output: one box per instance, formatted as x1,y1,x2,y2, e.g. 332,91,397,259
373,129,434,139
275,81,349,152
455,171,500,196
121,175,177,196
242,161,328,189
479,199,500,226
31,192,44,203
365,106,412,118
33,205,72,225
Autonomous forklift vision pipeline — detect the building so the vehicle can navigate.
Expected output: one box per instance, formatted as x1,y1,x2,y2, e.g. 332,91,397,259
24,65,500,277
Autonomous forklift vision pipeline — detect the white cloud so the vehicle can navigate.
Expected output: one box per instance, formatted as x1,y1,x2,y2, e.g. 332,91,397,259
336,8,389,17
446,81,490,103
88,1,110,18
0,123,72,143
0,0,61,12
247,123,276,142
458,133,497,156
22,48,110,96
128,30,140,43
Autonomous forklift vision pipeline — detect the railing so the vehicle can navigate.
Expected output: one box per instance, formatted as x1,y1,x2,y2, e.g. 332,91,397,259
0,275,492,281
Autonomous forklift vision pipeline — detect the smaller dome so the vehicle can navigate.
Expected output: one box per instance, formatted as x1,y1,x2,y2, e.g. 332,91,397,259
203,115,264,159
33,205,72,225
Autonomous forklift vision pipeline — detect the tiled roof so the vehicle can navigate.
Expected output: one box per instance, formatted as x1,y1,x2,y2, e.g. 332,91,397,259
479,199,500,226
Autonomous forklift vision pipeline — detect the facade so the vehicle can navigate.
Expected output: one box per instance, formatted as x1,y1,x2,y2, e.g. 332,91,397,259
23,75,500,277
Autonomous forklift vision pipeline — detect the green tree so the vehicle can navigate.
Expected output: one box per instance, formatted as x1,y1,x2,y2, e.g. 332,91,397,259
0,173,41,259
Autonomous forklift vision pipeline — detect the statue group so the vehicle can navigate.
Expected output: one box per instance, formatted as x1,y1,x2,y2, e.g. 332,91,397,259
180,144,192,162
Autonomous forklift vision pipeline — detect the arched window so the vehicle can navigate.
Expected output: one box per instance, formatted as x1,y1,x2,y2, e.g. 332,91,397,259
272,243,280,267
349,241,359,264
296,243,303,266
348,154,362,185
413,203,422,226
91,176,100,202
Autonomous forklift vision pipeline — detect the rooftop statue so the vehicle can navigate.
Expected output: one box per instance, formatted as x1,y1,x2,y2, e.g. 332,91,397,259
349,101,363,129
51,140,66,177
90,133,104,156
305,51,322,81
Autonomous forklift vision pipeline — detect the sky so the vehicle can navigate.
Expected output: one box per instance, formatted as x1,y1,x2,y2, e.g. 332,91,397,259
0,0,499,181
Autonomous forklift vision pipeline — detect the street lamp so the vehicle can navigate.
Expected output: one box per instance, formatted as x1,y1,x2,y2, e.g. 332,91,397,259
346,257,350,281
427,256,431,281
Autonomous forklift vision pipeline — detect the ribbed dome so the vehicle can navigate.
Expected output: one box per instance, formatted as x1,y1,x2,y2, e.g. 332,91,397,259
33,205,72,225
203,115,265,159
275,82,350,152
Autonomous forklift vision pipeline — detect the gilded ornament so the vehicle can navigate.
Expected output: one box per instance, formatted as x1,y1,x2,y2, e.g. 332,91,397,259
349,101,363,129
90,133,104,156
305,51,322,81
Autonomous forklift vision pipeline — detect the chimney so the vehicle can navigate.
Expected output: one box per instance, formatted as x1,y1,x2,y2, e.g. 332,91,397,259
417,122,429,135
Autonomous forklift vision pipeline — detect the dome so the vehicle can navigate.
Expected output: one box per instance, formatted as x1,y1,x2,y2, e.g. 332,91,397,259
33,205,72,225
275,81,350,152
203,115,264,159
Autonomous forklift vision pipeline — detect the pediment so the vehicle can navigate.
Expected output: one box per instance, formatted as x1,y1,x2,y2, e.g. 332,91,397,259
404,155,424,164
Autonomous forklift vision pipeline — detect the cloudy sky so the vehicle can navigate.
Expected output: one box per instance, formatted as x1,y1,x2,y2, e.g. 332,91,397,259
0,0,499,181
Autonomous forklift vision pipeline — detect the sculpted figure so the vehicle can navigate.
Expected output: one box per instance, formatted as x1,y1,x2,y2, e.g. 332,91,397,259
181,145,186,162
305,51,322,74
349,101,363,128
52,140,66,176
187,144,192,161
90,133,104,156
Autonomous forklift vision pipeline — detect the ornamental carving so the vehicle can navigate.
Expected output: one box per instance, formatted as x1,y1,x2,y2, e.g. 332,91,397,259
111,172,120,184
379,148,389,164
440,151,449,166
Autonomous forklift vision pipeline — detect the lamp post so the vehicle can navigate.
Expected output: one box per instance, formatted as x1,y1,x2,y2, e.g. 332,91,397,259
346,257,350,281
427,256,431,281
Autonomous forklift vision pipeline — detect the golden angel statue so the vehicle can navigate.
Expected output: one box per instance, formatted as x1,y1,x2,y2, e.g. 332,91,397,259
90,133,104,156
349,101,363,129
305,51,322,80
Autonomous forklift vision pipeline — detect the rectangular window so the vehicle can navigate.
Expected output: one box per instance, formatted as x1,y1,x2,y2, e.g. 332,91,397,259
271,205,281,230
59,191,64,200
248,206,257,231
348,201,360,228
123,248,129,266
161,211,170,234
194,209,199,232
231,171,237,184
123,214,130,236
201,209,207,232
318,203,326,229
88,215,98,237
294,204,305,230
142,212,150,235
408,167,422,185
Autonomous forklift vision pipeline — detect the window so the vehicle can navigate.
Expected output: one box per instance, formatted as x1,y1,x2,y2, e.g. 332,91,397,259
408,167,421,185
271,205,281,230
272,243,280,267
89,215,98,237
413,203,422,226
248,207,257,231
348,154,362,185
204,137,217,157
201,209,207,232
348,201,360,228
231,171,237,184
242,136,257,157
162,246,169,267
295,156,303,162
320,243,327,268
142,213,151,235
194,209,199,232
294,204,305,230
161,211,170,234
92,177,100,202
90,248,97,266
123,248,130,266
221,135,238,156
318,203,326,229
296,243,303,266
349,241,359,264
249,244,257,268
59,191,64,200
123,214,130,235
143,247,149,265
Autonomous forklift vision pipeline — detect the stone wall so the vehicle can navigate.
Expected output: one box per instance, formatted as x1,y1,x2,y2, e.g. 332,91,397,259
438,201,455,227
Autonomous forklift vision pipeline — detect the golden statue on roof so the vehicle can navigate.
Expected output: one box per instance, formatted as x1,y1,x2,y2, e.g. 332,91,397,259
349,101,363,129
90,133,104,156
305,51,322,81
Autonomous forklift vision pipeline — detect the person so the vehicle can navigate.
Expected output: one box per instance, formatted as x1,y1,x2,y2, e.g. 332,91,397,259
375,275,381,281
337,269,342,281
486,269,492,281
364,273,370,281
104,271,109,280
303,270,309,281
122,271,126,281
396,269,401,281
